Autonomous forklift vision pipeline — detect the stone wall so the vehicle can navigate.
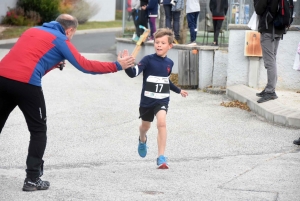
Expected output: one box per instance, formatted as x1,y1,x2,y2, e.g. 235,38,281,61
116,25,300,91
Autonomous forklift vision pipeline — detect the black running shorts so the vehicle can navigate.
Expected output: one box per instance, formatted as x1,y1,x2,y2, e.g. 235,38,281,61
139,103,168,122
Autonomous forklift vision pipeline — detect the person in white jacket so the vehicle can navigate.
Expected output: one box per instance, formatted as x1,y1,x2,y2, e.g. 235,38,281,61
186,0,200,46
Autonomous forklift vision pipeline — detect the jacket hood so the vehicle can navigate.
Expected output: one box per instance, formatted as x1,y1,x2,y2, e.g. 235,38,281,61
42,21,65,35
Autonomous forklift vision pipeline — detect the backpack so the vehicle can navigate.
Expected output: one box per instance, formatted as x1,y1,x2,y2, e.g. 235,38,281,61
273,0,294,32
171,0,184,12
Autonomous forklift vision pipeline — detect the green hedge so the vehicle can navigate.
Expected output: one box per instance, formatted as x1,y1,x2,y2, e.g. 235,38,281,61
17,0,60,23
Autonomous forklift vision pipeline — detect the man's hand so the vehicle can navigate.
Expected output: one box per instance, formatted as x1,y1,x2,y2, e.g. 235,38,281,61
117,50,135,70
56,60,65,70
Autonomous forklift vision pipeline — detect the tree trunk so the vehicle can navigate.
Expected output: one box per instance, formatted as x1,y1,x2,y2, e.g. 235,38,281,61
159,5,165,28
179,1,187,44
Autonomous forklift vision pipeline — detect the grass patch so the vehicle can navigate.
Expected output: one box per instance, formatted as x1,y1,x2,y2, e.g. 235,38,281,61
77,21,123,30
0,21,124,40
0,26,30,40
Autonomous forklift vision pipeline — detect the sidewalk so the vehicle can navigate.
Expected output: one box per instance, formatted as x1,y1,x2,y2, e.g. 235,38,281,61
227,85,300,129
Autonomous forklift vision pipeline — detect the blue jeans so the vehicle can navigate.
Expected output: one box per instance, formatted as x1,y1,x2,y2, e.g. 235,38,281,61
187,12,199,42
163,5,181,40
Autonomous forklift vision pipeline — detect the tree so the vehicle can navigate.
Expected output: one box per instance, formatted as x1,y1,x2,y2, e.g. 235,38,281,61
17,0,60,23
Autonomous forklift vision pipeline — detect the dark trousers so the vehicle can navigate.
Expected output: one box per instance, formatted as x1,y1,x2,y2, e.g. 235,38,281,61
213,20,224,44
260,33,281,93
0,76,47,179
187,12,199,42
163,5,181,40
139,9,148,34
132,9,141,37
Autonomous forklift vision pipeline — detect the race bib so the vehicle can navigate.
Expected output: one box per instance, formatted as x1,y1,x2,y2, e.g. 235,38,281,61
144,76,170,99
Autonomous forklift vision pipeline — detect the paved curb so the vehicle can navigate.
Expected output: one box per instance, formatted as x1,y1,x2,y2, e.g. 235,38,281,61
227,84,300,128
203,87,226,94
0,27,122,45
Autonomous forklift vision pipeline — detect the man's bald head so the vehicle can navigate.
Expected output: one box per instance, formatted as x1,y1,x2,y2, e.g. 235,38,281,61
56,14,78,30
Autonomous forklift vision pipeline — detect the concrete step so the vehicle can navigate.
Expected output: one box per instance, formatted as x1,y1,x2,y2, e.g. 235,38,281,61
227,84,300,128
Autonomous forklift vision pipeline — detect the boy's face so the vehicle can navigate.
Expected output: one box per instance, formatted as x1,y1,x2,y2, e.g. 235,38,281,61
154,35,173,57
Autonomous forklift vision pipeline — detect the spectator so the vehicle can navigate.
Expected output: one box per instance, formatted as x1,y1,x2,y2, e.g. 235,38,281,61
254,0,286,103
142,0,160,41
209,0,228,46
139,0,149,31
186,0,200,46
161,0,182,42
131,0,141,42
127,0,132,21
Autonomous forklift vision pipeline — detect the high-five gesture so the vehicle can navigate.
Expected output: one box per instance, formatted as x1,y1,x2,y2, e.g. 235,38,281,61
117,50,135,70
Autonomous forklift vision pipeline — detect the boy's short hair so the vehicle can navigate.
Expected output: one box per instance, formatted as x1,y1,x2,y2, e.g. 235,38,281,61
154,28,174,44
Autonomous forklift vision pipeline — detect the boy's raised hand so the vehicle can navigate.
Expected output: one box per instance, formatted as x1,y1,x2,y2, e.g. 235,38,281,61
117,49,135,70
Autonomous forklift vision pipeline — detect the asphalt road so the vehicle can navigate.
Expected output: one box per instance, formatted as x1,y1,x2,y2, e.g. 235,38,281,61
0,30,119,54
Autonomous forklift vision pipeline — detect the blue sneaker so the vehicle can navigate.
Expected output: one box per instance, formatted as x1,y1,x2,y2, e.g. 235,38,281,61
157,155,169,169
138,136,147,158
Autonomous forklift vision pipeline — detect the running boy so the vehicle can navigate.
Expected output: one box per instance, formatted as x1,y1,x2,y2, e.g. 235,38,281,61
125,28,188,169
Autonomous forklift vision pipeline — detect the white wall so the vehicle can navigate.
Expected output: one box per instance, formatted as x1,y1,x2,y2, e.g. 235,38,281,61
87,0,115,22
227,25,300,91
0,0,17,20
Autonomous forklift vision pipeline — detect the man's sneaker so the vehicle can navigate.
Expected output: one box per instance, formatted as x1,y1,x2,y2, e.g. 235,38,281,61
293,138,300,145
257,92,278,103
256,89,266,97
138,136,147,158
157,155,169,169
22,177,50,191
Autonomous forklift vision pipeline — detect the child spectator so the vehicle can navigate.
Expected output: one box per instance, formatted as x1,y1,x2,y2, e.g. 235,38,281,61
142,0,160,41
186,0,200,46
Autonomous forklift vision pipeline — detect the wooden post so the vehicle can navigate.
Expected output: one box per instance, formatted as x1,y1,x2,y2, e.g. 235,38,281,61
178,49,199,88
189,49,199,87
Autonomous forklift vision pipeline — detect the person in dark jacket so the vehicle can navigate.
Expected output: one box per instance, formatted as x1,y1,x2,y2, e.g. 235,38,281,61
0,14,134,191
209,0,228,46
161,0,181,42
254,0,285,103
139,0,149,32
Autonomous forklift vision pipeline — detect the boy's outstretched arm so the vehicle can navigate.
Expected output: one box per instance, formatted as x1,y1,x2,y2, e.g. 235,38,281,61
125,59,146,78
125,66,136,78
180,90,188,97
170,80,188,97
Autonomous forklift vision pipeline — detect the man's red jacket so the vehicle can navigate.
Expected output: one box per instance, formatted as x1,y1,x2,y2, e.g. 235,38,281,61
0,21,122,86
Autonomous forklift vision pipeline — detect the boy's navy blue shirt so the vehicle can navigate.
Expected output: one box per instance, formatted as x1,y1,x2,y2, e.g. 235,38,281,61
125,53,181,108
